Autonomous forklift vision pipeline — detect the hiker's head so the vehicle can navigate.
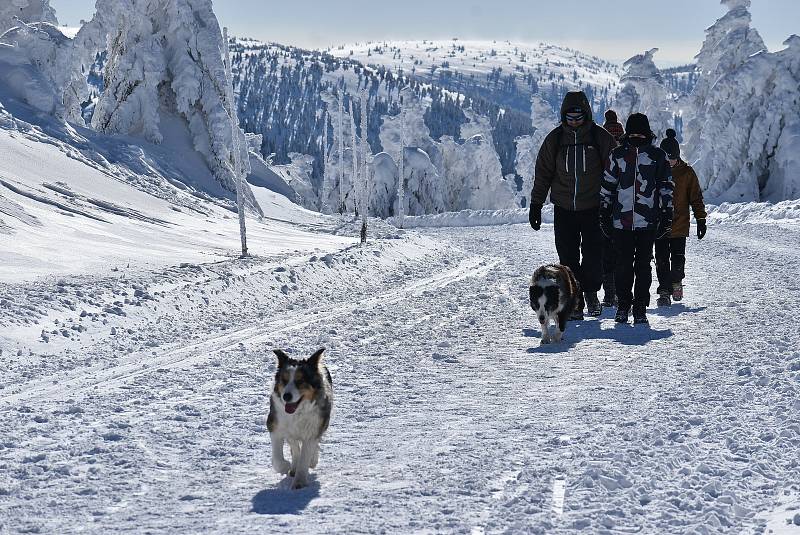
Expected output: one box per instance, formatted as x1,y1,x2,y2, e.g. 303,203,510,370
560,91,592,127
604,109,618,123
565,107,585,128
625,113,652,137
660,128,681,165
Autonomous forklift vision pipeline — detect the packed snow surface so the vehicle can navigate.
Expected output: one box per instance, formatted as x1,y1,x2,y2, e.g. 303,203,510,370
2,135,799,532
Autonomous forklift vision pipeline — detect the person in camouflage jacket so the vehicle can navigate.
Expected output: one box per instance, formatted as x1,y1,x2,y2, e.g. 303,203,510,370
600,113,674,324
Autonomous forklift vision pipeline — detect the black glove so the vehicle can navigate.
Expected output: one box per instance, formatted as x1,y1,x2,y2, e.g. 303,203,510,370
656,209,673,240
529,203,542,231
599,207,613,239
696,218,707,240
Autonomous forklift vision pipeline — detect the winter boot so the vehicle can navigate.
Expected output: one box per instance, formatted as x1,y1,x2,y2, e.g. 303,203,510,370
656,290,672,307
585,292,602,317
672,283,684,302
632,302,649,324
614,304,630,324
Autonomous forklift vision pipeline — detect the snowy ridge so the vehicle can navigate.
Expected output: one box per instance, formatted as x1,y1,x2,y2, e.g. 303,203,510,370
330,39,621,117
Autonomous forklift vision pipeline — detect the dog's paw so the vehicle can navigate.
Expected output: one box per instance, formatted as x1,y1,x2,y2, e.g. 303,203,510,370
540,338,551,345
272,459,291,475
291,474,309,489
553,332,563,343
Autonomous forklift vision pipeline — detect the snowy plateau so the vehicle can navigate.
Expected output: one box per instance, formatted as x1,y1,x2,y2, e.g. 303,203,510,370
1,0,800,534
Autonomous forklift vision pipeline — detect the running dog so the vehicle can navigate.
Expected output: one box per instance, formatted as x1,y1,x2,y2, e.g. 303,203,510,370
529,264,583,344
268,348,333,489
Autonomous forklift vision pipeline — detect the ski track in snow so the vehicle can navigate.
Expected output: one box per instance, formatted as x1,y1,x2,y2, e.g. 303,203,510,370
1,223,799,534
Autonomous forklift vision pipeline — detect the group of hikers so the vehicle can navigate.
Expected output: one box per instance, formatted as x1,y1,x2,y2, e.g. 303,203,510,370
528,90,707,325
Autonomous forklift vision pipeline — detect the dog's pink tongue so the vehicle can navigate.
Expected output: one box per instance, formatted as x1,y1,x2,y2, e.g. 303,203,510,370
285,401,299,414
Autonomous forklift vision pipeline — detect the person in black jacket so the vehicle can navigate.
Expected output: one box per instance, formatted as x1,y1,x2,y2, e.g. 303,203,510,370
599,113,674,325
529,91,616,319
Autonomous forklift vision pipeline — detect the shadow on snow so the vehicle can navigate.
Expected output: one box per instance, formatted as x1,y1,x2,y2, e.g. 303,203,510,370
251,478,320,515
523,313,674,352
647,303,707,318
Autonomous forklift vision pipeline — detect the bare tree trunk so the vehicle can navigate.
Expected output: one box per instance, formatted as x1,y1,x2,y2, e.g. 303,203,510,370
359,89,369,244
223,27,247,258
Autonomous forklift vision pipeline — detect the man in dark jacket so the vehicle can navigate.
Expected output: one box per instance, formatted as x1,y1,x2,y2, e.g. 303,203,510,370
600,113,674,325
529,91,616,319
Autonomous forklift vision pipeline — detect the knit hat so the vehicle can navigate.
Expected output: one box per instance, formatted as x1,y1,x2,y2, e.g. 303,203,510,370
625,113,652,137
604,109,618,122
660,129,680,159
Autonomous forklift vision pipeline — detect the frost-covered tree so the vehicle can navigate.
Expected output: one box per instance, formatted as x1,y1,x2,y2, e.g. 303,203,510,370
614,48,673,140
0,0,56,35
515,94,557,207
349,97,359,213
684,0,765,164
689,36,800,201
0,21,87,123
396,88,407,226
75,0,257,202
319,110,331,212
680,0,800,201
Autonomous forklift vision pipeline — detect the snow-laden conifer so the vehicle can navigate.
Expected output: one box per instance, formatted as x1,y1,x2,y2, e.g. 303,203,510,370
75,0,257,205
0,0,56,35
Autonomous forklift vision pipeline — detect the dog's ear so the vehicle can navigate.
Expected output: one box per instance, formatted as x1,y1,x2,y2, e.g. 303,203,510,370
273,349,290,367
308,348,325,368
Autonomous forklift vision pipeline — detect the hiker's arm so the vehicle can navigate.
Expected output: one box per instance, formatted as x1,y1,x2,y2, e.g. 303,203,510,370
531,133,556,206
600,152,620,208
688,168,707,220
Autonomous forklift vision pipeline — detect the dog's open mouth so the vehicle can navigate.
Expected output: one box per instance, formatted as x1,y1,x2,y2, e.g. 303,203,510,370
284,400,302,414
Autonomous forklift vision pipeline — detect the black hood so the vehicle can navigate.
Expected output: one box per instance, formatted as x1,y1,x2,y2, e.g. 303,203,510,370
560,91,593,124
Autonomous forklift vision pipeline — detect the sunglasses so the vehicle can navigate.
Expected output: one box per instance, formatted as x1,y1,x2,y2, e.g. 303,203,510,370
565,113,585,122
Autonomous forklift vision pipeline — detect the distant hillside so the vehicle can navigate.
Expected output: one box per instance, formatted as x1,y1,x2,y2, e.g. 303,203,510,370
230,38,623,190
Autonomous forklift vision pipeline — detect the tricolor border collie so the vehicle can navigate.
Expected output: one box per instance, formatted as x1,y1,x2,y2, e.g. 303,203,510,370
529,264,583,344
268,348,333,489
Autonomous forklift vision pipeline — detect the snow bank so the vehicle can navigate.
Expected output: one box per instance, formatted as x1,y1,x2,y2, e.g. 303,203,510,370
388,205,554,228
706,199,800,225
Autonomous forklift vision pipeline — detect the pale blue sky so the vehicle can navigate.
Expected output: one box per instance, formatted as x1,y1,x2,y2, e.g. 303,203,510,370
50,0,798,65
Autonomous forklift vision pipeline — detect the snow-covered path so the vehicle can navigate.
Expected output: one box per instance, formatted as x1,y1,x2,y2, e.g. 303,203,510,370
1,222,799,534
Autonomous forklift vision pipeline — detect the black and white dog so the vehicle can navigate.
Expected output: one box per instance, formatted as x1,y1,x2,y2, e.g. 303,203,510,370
268,348,333,489
529,264,583,344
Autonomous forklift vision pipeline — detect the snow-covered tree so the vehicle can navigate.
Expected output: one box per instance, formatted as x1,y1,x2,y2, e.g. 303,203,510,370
75,0,257,203
349,97,359,213
396,88,407,226
515,94,557,207
689,35,800,201
614,48,673,140
0,21,86,123
319,110,331,212
0,0,56,35
684,0,766,163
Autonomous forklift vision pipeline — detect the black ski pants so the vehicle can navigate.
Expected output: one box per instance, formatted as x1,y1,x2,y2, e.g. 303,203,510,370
613,229,655,308
553,205,602,293
655,237,687,293
602,234,615,289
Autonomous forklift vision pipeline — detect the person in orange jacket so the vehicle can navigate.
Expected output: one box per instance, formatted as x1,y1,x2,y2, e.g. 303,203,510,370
655,129,707,306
